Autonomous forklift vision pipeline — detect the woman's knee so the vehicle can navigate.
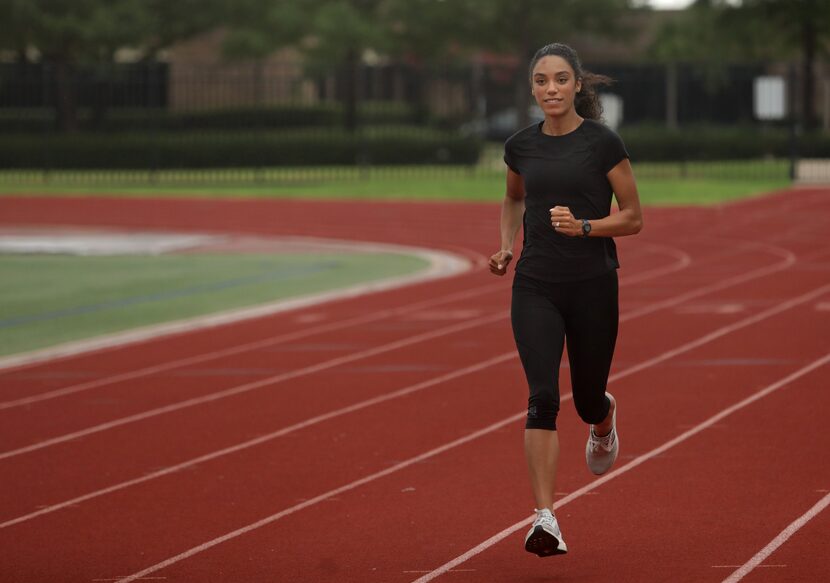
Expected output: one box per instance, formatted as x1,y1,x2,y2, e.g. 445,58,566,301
526,393,559,430
573,391,610,425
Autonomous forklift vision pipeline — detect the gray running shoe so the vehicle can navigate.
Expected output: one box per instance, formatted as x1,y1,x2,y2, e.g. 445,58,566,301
524,508,568,557
586,396,618,475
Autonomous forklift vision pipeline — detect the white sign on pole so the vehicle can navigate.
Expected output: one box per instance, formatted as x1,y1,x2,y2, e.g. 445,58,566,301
754,76,786,120
600,93,623,130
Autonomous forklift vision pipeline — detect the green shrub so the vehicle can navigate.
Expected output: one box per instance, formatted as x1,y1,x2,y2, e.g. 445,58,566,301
617,125,830,161
0,128,481,169
0,102,418,133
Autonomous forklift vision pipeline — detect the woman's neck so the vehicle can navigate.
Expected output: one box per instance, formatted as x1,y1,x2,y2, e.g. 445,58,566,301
542,113,584,136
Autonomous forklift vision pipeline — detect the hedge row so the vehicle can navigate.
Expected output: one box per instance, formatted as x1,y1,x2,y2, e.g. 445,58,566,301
0,102,419,133
618,125,830,161
0,129,481,169
2,125,829,169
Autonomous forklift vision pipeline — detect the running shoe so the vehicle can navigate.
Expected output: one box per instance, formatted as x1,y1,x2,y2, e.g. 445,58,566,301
524,508,568,557
586,394,618,475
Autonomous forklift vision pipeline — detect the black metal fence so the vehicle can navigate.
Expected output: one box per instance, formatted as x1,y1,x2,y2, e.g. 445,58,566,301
0,59,822,183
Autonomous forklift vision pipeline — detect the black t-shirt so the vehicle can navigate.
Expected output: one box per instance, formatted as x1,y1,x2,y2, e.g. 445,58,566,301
503,119,629,283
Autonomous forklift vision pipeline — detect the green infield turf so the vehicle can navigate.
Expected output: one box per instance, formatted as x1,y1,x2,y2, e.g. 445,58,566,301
0,252,430,357
0,159,790,205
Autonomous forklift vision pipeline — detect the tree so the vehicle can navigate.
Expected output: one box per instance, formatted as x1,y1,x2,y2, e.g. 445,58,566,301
458,0,639,127
0,0,228,131
225,0,418,132
223,0,637,132
727,0,830,129
650,0,830,129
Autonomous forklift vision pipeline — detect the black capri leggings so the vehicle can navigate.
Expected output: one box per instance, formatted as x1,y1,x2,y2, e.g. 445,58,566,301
511,270,618,431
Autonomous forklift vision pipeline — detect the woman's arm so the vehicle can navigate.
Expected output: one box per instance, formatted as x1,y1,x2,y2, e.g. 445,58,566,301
489,168,526,276
550,158,643,238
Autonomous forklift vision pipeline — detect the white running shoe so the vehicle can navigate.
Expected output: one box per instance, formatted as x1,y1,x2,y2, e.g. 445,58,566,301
524,508,568,557
586,394,619,475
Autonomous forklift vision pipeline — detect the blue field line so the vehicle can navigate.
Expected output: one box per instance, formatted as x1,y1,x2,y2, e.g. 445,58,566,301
0,261,341,330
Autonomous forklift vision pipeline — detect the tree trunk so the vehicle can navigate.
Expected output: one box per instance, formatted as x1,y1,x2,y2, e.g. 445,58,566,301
800,11,817,129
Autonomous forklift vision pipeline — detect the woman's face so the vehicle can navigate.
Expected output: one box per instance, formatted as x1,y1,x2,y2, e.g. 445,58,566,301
531,55,582,118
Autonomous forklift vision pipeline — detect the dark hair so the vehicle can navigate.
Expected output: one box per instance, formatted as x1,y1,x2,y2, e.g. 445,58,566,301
529,43,612,121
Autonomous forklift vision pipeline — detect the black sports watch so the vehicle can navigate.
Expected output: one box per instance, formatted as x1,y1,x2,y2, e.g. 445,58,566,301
581,219,592,238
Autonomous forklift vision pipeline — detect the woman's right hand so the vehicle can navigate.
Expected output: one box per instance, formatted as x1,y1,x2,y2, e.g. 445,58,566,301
489,250,513,276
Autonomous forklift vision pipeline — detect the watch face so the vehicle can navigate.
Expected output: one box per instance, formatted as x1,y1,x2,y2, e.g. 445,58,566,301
582,220,591,235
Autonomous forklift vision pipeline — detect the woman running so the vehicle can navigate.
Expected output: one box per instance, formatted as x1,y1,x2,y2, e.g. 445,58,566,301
489,42,644,558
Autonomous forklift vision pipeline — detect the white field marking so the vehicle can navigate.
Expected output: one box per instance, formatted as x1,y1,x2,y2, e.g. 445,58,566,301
0,351,516,529
0,251,695,526
617,243,690,285
0,280,507,410
0,241,682,409
113,353,830,583
0,311,507,461
107,410,525,583
3,248,776,528
411,353,830,583
721,491,830,583
0,245,794,462
0,237,472,372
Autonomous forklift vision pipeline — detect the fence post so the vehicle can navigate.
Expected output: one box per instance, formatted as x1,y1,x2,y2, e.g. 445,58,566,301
788,63,799,182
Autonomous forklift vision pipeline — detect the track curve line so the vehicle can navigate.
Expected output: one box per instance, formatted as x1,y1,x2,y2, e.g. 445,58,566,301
0,236,472,372
0,244,691,460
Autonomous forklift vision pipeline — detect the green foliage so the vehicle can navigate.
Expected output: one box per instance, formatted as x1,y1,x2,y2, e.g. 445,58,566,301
617,124,823,161
0,129,482,169
0,103,419,133
648,0,830,126
0,0,227,61
221,0,310,59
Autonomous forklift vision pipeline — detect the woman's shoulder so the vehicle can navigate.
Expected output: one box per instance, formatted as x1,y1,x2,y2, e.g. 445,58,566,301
505,122,540,149
581,118,622,141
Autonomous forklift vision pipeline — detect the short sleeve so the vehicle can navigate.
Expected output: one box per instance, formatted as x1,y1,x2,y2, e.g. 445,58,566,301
598,129,629,174
503,140,520,174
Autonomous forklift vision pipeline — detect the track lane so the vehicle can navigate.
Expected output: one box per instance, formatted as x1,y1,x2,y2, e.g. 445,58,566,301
105,311,830,583
412,354,830,583
0,239,780,453
725,495,830,582
0,190,827,582
0,243,821,526
1,280,824,583
0,244,672,403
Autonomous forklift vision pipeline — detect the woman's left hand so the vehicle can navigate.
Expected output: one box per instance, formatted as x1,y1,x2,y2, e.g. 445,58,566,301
550,206,580,237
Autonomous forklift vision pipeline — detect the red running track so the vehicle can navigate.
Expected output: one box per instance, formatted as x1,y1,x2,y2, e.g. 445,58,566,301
0,189,829,583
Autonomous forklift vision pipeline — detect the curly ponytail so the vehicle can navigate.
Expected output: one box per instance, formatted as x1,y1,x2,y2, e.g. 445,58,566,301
529,43,613,121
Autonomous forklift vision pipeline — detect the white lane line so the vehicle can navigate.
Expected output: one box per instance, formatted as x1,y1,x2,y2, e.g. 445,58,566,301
0,242,682,409
0,281,507,410
0,239,474,372
721,492,830,583
618,244,691,285
0,311,506,461
0,252,693,459
109,410,529,583
411,353,830,583
0,352,515,529
105,318,829,582
613,249,794,323
7,250,787,528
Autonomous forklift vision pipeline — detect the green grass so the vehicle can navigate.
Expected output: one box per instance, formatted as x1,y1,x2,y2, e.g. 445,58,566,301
0,253,429,356
0,161,790,205
0,159,794,356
